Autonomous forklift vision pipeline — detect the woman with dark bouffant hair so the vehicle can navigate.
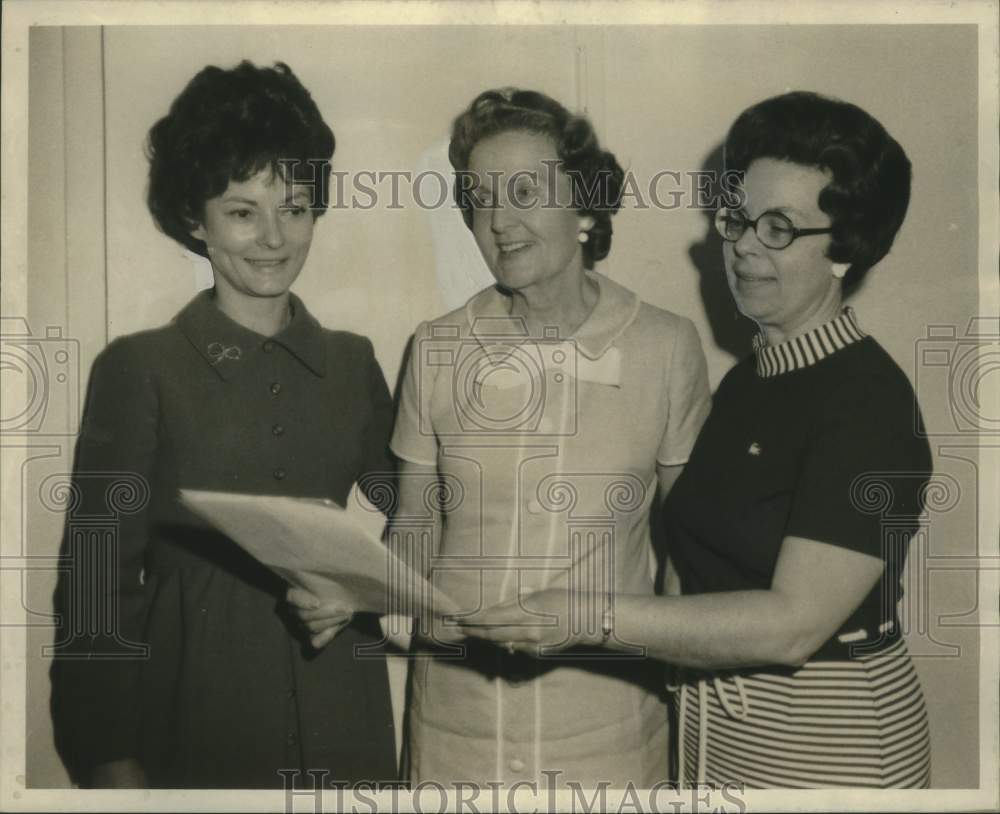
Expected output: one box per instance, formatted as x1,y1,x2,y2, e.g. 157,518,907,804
294,87,712,787
51,60,397,789
465,91,934,790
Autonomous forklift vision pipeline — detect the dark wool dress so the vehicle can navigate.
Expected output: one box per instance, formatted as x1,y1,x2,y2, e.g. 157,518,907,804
51,291,398,788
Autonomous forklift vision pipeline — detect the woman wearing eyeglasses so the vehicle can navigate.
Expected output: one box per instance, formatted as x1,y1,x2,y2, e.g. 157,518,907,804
463,91,934,789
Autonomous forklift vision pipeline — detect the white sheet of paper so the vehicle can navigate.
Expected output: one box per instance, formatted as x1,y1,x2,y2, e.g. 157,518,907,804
180,489,459,616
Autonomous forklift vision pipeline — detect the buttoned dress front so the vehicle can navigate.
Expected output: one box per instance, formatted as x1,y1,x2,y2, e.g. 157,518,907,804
390,271,711,787
51,291,398,788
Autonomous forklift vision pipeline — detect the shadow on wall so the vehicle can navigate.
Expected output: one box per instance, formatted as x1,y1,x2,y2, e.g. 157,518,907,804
391,335,414,420
687,142,757,362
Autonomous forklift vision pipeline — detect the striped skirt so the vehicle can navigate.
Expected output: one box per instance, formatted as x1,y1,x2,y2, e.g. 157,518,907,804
673,637,931,789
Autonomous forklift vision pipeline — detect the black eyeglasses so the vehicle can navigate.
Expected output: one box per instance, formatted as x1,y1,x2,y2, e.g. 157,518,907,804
714,207,832,250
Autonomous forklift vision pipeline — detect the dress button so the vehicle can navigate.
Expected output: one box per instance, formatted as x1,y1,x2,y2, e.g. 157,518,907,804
286,686,296,699
273,468,287,481
263,341,275,353
272,424,284,436
270,382,282,395
508,758,525,772
286,732,297,746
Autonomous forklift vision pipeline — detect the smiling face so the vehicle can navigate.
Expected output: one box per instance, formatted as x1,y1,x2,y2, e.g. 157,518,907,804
467,130,593,298
190,168,315,305
724,158,843,340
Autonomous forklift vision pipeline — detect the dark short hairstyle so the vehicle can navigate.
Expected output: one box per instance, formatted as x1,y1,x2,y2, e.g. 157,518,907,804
448,88,624,269
724,91,911,288
146,61,335,257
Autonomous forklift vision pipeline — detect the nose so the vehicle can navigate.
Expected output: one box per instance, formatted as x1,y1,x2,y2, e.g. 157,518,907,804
490,200,517,234
257,210,286,250
732,221,761,257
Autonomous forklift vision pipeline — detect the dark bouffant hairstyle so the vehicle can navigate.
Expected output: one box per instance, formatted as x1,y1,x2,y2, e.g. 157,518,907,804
724,91,911,289
146,61,335,257
448,88,625,270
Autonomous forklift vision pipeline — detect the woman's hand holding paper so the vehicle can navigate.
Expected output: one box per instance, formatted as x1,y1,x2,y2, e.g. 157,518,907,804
287,587,354,649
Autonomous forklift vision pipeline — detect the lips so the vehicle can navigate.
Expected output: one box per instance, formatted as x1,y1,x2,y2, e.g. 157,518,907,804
733,266,774,284
245,258,287,268
496,241,532,256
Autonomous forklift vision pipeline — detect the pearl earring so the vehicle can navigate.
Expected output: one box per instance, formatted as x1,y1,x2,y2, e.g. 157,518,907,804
831,263,849,279
577,231,589,244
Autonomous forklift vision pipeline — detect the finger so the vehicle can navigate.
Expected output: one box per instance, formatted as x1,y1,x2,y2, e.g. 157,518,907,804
479,598,521,616
505,640,543,657
286,587,321,610
431,624,468,645
448,606,520,629
310,621,348,649
457,624,535,644
296,604,352,623
306,614,351,634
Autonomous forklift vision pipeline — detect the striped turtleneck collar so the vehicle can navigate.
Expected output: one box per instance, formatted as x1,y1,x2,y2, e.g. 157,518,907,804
752,307,867,378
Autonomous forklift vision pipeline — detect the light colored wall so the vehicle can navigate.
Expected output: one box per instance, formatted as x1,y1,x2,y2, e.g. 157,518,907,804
101,25,590,388
26,24,982,788
599,28,982,791
26,26,107,789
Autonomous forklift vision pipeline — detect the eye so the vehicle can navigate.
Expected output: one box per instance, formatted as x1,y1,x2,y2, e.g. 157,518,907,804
512,182,538,207
281,205,309,217
470,190,495,209
715,208,745,239
229,208,254,220
759,213,794,241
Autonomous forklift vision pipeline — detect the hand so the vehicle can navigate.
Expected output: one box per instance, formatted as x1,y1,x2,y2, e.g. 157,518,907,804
90,758,147,788
404,600,467,649
454,588,601,656
286,587,354,649
419,611,468,649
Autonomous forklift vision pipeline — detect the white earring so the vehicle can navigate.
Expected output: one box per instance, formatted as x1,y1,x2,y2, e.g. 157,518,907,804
577,231,589,244
831,262,849,279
